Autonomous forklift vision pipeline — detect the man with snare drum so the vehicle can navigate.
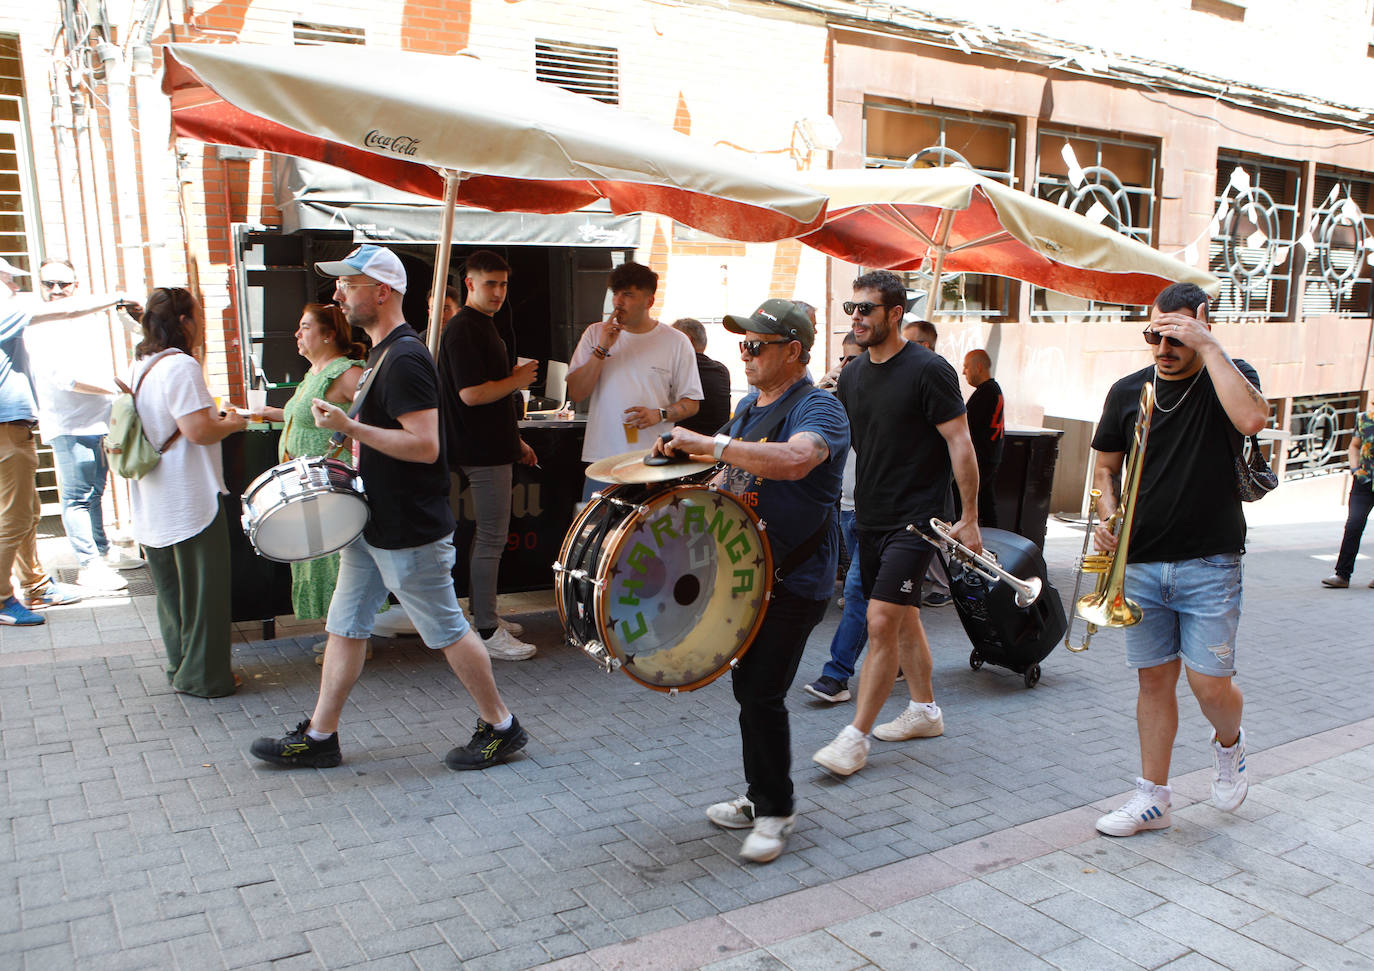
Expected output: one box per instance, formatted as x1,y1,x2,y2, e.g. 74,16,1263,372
654,298,847,863
249,245,530,772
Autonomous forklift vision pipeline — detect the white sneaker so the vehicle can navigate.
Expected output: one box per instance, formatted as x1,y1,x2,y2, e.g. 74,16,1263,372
739,814,796,863
103,547,146,570
1211,727,1248,812
482,626,536,661
77,562,128,591
873,703,944,741
812,728,869,776
1095,777,1172,837
706,795,756,829
498,616,525,637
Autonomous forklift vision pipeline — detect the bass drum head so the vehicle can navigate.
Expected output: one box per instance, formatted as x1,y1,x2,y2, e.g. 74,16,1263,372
250,491,369,562
595,484,772,691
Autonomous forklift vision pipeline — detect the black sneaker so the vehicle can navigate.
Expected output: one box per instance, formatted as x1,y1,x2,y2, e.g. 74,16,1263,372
803,676,851,703
249,719,342,768
444,716,528,771
922,591,952,608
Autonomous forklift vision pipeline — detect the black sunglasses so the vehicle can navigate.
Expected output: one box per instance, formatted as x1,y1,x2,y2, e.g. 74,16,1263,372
840,354,858,364
842,301,891,316
41,279,76,290
739,339,792,357
1142,328,1185,348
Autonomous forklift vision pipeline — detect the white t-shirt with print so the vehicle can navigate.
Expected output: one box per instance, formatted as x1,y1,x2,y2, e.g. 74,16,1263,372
570,321,703,462
128,351,227,548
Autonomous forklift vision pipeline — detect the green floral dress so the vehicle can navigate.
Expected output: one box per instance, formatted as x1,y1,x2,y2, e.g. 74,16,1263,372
278,356,364,620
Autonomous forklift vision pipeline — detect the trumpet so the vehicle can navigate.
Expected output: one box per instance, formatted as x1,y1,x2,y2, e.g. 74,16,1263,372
1064,382,1154,652
912,518,1042,608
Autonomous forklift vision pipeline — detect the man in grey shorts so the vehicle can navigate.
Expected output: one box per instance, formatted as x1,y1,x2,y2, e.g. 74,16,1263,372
249,245,529,771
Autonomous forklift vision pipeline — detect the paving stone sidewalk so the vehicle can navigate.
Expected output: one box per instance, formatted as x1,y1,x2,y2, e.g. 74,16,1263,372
2,519,1371,969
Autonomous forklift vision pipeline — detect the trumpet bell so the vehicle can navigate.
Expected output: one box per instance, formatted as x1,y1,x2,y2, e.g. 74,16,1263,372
1075,590,1143,629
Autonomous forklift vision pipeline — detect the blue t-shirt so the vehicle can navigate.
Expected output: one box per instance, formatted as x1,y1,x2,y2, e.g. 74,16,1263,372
722,379,849,600
0,305,37,423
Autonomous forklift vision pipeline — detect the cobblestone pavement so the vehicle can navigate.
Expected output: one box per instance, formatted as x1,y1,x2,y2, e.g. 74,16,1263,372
3,519,1371,969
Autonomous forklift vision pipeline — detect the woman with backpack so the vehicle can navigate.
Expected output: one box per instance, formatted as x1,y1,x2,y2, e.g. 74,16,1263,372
127,287,246,697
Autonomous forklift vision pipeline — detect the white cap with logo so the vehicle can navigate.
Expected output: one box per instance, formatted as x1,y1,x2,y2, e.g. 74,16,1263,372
315,244,407,294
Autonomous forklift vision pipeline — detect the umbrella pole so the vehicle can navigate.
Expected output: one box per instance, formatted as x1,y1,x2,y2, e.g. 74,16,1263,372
427,170,461,356
924,208,955,320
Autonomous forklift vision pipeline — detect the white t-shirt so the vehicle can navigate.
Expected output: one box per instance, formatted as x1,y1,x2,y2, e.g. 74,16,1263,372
128,351,227,548
24,311,118,437
570,321,703,462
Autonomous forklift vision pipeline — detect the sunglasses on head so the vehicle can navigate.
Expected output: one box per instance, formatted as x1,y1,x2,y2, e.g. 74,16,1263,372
842,301,890,316
1142,328,1185,348
739,338,792,357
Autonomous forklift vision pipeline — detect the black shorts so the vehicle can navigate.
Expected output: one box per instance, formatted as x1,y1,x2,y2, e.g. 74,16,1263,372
857,526,936,607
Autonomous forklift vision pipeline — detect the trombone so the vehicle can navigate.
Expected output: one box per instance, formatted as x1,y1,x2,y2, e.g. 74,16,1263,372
1064,381,1154,652
911,519,1042,608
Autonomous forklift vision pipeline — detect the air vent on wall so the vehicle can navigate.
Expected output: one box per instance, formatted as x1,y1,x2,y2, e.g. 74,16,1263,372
535,39,619,104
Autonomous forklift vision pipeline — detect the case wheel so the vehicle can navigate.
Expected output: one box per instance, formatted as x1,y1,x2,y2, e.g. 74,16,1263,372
1023,664,1041,689
969,651,983,671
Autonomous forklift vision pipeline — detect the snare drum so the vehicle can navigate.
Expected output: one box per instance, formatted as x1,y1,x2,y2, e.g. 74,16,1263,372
241,457,368,562
554,482,772,692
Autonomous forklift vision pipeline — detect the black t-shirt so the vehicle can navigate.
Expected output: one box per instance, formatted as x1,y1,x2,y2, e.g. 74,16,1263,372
437,306,521,468
1091,360,1260,563
358,324,456,549
837,341,967,531
966,378,1005,469
679,352,732,436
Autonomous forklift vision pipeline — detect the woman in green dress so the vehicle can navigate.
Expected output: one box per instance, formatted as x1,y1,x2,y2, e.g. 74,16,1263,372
251,303,365,622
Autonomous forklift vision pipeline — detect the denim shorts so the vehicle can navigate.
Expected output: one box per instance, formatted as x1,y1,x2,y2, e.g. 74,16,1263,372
1123,553,1243,677
326,534,470,649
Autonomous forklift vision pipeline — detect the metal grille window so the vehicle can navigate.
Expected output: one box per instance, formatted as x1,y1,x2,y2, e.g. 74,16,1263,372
535,39,619,105
1301,171,1373,317
0,34,38,279
1208,156,1301,321
1032,130,1158,321
292,22,365,45
1285,392,1361,479
863,101,1016,318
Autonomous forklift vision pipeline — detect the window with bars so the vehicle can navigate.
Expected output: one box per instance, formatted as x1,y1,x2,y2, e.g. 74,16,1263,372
292,21,366,46
535,39,619,105
1208,155,1301,321
862,101,1017,319
1286,392,1361,479
1032,129,1158,321
1301,170,1373,318
0,34,38,280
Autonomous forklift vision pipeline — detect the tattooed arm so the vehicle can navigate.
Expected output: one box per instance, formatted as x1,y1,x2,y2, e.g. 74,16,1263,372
1201,346,1270,436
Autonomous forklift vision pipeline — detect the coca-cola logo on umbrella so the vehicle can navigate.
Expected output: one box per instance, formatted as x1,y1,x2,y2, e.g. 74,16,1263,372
363,130,420,157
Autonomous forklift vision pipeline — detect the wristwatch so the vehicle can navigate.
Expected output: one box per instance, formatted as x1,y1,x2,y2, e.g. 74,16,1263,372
659,407,669,422
713,433,731,461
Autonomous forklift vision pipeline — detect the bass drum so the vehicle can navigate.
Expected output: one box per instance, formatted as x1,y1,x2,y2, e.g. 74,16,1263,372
241,456,368,563
554,482,773,692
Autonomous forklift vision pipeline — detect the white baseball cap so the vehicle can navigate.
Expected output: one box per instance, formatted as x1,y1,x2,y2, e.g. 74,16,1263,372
315,244,407,294
0,257,30,277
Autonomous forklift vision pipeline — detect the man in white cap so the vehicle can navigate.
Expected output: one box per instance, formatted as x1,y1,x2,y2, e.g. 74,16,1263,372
249,245,530,771
24,258,146,592
0,256,125,625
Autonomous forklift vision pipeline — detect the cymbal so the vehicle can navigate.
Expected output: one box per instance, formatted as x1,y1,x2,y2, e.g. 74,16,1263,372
585,447,716,484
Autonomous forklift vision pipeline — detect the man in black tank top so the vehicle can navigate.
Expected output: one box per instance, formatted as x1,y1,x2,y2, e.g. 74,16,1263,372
1088,282,1270,838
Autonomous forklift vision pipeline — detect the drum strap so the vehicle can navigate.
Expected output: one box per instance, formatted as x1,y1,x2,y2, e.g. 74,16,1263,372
327,335,420,450
723,379,834,583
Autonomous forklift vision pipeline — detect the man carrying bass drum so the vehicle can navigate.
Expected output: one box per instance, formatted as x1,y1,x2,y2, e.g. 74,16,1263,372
653,298,848,864
1090,282,1269,837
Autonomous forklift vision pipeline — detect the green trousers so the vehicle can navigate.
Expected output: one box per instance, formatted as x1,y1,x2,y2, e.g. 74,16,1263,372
145,504,235,698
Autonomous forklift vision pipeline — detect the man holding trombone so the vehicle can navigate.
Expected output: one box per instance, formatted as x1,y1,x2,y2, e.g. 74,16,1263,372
1089,282,1269,837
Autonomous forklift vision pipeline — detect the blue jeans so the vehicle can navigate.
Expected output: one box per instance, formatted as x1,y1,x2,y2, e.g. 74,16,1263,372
821,509,868,684
1335,477,1374,579
50,434,109,564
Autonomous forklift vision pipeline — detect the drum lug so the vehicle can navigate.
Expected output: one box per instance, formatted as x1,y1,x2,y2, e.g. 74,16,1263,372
552,563,603,589
575,637,622,674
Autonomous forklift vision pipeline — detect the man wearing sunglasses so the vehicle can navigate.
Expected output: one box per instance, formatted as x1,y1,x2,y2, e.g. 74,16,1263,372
1089,281,1268,838
654,299,848,863
25,259,146,593
812,270,981,779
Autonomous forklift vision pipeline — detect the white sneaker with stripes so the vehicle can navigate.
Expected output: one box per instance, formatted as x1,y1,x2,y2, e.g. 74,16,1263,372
1095,777,1171,837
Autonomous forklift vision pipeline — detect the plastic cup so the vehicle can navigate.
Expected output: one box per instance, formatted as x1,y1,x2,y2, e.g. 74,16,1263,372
247,389,267,413
624,422,639,444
